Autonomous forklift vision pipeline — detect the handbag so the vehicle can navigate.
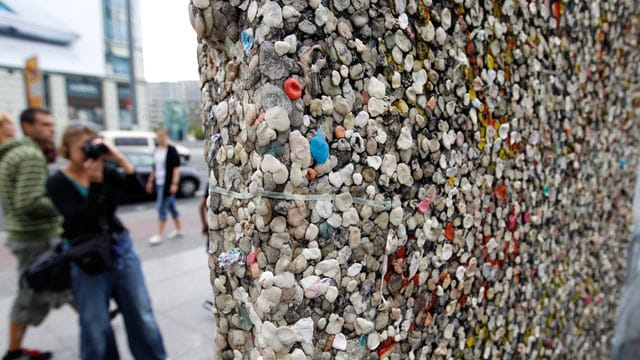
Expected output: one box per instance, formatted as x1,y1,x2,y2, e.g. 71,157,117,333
66,201,113,275
23,242,71,292
66,231,112,274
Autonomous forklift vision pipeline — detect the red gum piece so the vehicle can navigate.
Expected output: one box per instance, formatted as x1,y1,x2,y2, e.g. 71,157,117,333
284,77,302,100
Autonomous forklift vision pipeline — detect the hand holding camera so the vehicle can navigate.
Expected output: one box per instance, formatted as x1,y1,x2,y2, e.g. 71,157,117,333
81,139,109,159
82,138,136,176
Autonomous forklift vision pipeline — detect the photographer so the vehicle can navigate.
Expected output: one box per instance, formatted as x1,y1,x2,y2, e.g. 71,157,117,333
46,124,166,360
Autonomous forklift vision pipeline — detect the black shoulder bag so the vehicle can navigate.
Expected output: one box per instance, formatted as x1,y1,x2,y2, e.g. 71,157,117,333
65,192,113,275
23,242,71,292
24,182,113,291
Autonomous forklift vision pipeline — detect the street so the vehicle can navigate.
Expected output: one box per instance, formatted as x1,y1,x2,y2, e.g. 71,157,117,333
114,138,210,264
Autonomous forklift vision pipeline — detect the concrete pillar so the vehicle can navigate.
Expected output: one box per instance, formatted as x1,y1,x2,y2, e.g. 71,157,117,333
135,81,149,130
0,68,27,122
102,80,119,131
47,74,69,143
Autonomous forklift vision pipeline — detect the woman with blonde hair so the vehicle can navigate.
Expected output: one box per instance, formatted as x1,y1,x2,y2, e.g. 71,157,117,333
46,123,166,360
0,112,17,144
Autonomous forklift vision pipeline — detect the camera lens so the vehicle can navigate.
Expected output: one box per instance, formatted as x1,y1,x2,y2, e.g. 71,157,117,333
82,140,108,159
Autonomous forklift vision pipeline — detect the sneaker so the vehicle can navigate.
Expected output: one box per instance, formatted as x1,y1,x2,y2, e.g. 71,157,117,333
168,230,182,239
109,307,120,320
148,234,162,245
22,350,51,360
2,349,52,360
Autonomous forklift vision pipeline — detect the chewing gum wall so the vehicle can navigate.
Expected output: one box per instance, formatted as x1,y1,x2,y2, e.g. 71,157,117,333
193,0,640,358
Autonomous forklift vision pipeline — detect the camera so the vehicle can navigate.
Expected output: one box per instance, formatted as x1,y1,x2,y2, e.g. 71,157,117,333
82,140,109,159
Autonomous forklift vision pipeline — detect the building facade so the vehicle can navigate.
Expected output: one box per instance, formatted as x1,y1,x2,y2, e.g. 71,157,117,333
0,0,148,137
146,80,201,140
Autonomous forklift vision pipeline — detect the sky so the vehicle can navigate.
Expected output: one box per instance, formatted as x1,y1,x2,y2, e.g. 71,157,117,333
139,0,199,82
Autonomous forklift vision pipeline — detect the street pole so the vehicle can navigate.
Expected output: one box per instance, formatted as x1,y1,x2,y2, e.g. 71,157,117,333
126,0,138,127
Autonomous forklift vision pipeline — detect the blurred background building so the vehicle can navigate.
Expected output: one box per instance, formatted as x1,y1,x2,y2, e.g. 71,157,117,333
147,81,201,140
0,0,198,141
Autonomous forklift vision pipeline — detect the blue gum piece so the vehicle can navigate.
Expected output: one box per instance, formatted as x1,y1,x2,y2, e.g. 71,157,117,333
310,129,329,164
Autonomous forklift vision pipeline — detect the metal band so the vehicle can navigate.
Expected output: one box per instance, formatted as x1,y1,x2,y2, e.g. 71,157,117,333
209,184,391,210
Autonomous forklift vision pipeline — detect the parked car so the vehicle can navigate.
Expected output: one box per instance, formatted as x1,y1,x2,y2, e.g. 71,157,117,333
108,150,201,203
100,130,191,163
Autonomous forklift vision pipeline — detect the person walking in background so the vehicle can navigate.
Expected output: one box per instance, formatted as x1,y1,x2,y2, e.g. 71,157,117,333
0,108,71,360
146,128,182,245
47,124,166,360
0,112,17,144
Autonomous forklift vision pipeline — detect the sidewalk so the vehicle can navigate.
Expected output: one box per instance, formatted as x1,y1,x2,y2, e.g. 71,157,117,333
0,222,216,359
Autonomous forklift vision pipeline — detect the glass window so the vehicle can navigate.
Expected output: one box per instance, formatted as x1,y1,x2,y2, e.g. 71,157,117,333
111,56,129,75
67,80,101,98
116,19,128,43
124,153,153,167
105,18,113,40
114,137,149,146
117,83,131,99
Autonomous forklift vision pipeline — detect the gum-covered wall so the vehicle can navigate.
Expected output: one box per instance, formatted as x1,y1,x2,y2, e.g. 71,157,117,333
192,0,640,358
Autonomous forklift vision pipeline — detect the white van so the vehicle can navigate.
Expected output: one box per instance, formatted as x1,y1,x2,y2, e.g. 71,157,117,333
100,130,191,163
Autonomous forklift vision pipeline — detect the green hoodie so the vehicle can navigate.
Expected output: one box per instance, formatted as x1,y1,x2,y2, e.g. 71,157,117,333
0,138,61,242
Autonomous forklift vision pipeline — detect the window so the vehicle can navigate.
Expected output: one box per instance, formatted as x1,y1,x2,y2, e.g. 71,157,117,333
66,78,104,129
111,56,130,75
105,18,113,40
125,153,154,167
104,0,129,44
114,19,128,43
108,152,153,168
114,137,149,146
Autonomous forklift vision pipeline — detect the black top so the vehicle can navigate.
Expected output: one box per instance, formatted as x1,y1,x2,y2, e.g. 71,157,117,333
46,167,145,240
155,145,180,196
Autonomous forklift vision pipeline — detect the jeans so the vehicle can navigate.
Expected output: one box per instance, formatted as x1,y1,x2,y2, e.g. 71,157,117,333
71,231,166,360
156,184,179,222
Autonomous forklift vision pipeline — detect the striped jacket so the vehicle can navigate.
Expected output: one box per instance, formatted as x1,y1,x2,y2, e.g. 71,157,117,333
0,138,61,242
